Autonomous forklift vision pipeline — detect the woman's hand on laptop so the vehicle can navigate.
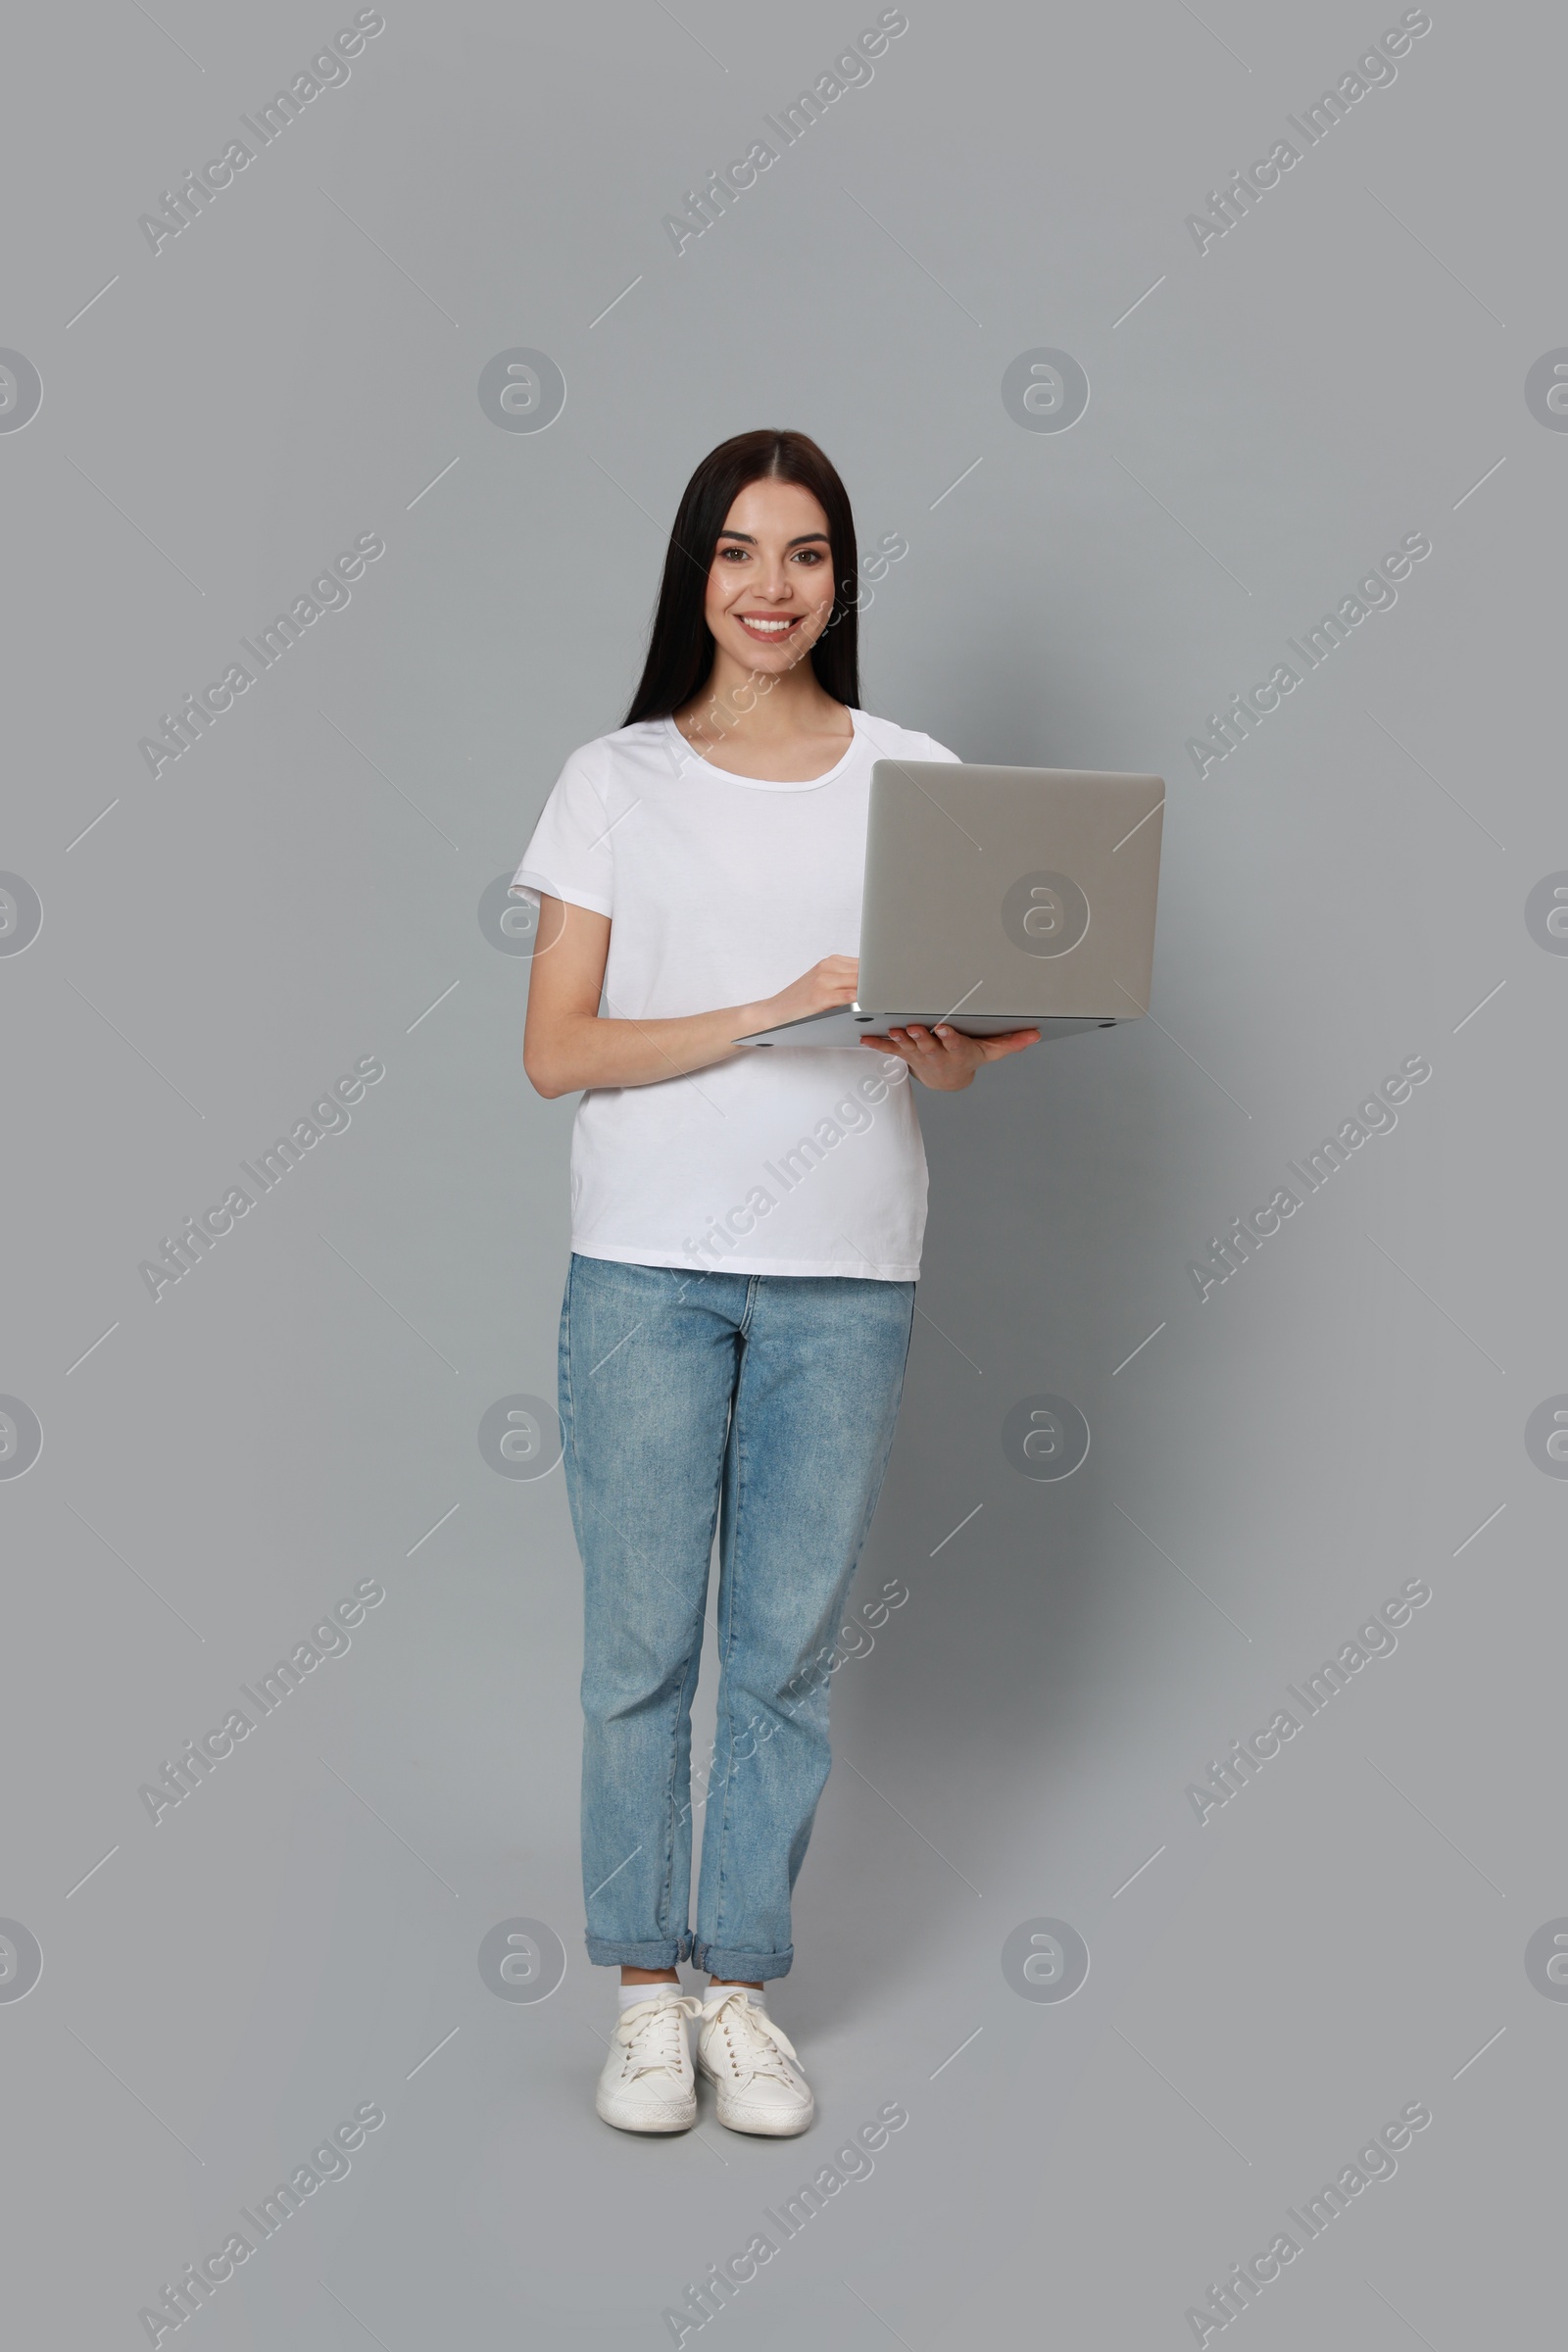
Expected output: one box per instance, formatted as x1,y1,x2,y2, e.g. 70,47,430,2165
525,903,858,1095
744,956,860,1036
860,1022,1041,1091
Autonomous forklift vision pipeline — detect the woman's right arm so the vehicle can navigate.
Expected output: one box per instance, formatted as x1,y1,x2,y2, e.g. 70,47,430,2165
521,895,859,1100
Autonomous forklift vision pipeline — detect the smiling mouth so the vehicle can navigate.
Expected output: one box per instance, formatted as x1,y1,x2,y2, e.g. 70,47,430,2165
735,613,803,641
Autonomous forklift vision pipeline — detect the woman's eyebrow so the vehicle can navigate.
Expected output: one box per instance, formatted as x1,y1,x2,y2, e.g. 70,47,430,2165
715,530,831,548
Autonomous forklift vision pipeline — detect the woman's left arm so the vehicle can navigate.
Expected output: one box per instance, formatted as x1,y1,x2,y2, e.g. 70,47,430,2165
858,1023,1041,1092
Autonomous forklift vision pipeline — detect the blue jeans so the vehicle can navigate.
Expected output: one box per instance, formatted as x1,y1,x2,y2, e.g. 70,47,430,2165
559,1254,915,1982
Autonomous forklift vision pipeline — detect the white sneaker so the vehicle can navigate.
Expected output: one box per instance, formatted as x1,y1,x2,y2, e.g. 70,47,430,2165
696,1988,814,2136
596,1987,705,2133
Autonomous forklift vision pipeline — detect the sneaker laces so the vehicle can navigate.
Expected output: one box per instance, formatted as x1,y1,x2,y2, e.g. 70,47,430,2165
614,1990,703,2081
700,1988,801,2086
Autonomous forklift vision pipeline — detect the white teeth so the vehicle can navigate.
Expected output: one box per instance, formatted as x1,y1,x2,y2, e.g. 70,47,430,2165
742,617,795,632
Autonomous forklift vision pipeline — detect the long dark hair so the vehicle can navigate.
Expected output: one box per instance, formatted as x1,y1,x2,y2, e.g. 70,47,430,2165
623,429,859,724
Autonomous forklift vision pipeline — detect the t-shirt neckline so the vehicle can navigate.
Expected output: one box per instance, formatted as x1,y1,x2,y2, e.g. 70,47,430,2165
662,710,860,792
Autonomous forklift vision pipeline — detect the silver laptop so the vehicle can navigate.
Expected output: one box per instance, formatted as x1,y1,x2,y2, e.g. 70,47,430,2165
739,760,1164,1047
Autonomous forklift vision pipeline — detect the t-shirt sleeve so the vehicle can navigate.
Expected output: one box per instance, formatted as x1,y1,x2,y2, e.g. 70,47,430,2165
922,733,962,763
509,746,615,917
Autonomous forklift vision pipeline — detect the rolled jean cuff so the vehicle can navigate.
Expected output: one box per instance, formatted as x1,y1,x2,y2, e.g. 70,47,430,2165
585,1929,694,1970
690,1937,793,1984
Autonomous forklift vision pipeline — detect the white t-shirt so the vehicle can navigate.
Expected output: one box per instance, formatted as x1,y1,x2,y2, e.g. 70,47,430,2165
511,709,960,1279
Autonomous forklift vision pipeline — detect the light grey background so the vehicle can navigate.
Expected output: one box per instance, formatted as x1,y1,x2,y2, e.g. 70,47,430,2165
3,1,1562,2343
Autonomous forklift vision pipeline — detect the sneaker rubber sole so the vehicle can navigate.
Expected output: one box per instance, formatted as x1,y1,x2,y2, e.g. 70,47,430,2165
595,2082,697,2133
697,2057,813,2136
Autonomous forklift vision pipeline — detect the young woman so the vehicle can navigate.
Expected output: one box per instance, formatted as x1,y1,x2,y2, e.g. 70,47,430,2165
512,429,1038,2136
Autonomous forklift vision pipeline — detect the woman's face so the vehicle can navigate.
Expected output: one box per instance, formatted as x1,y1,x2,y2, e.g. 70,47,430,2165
703,476,837,676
